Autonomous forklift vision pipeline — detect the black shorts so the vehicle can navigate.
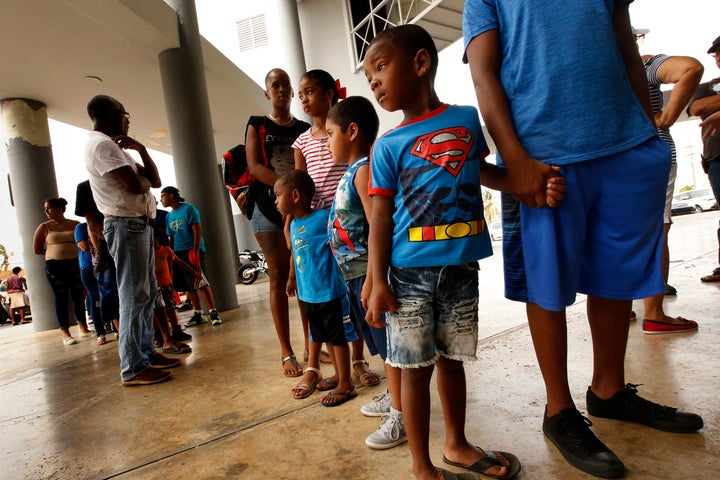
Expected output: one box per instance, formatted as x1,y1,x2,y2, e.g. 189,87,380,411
302,296,353,346
173,250,207,292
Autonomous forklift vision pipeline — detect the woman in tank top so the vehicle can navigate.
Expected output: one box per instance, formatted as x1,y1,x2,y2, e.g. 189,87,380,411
33,198,93,345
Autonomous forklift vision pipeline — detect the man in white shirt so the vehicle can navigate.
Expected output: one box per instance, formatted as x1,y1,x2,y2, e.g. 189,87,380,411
84,94,179,386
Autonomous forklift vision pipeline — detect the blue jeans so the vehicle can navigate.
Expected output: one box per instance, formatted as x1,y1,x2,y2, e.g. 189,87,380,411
79,266,105,336
44,259,86,330
104,216,157,381
708,160,720,266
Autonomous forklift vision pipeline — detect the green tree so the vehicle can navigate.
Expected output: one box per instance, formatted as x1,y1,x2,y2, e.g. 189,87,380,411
0,244,10,272
482,188,499,223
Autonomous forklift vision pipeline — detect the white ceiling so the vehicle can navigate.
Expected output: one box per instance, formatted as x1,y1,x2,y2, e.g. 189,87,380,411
0,0,268,156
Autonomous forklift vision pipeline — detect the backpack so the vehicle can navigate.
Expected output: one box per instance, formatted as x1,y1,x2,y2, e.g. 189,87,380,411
222,118,267,219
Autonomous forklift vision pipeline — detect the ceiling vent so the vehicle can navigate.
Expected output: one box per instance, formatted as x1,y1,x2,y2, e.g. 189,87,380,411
236,14,269,52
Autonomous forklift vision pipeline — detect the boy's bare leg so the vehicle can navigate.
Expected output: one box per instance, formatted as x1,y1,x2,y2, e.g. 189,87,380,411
322,343,354,405
387,363,402,410
300,300,332,364
526,303,573,416
587,296,629,399
153,310,173,349
438,357,509,477
199,285,216,310
186,289,202,311
402,364,436,479
164,305,180,329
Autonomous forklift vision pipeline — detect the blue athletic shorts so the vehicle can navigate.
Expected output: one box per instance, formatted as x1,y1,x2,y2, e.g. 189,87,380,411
517,136,670,311
347,276,387,359
385,263,479,368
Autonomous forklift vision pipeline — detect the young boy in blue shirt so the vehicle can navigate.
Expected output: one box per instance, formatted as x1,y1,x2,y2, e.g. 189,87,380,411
276,170,359,407
363,24,565,480
463,2,704,478
326,95,407,449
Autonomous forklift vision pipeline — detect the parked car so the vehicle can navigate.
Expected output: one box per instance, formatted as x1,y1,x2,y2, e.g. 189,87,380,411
489,221,503,241
673,188,718,213
671,196,696,216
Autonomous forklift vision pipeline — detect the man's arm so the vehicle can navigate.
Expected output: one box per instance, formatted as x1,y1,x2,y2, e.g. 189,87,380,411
612,5,653,123
688,91,720,118
111,136,161,190
699,110,720,138
466,29,556,207
655,56,704,128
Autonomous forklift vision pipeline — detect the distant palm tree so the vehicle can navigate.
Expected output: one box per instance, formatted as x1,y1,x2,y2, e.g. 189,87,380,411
482,188,499,223
0,244,9,272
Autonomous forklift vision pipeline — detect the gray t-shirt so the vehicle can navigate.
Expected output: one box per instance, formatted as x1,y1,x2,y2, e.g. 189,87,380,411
689,77,720,163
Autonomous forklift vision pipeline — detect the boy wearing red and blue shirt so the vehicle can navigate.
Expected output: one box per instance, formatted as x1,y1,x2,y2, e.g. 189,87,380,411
364,24,566,480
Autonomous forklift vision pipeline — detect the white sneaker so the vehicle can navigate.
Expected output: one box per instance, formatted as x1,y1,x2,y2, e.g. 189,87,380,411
360,391,392,417
63,337,77,345
365,410,407,450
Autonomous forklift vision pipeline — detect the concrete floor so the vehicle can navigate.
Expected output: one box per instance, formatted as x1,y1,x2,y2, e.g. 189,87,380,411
1,215,719,480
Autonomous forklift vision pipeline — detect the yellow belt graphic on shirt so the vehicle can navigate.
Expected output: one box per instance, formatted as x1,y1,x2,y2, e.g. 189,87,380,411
407,219,485,242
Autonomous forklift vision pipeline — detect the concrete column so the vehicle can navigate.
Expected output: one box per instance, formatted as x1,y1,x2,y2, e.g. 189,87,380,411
159,0,238,311
0,98,61,331
272,0,307,118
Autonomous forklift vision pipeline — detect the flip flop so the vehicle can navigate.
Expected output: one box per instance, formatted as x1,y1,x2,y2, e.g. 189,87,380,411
443,448,521,479
321,386,357,407
282,354,303,377
316,378,339,391
437,468,485,480
162,342,192,354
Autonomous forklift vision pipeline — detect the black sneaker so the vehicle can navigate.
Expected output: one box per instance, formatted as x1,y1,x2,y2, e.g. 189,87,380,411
185,312,207,327
171,327,192,342
176,300,193,312
586,384,703,433
543,407,624,478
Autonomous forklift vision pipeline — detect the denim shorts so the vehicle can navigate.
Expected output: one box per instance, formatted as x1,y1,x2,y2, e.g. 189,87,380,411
385,263,479,368
251,206,282,233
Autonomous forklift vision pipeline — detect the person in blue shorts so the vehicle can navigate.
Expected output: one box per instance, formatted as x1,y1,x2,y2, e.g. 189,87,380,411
277,169,359,407
463,1,704,478
363,24,564,480
325,95,407,449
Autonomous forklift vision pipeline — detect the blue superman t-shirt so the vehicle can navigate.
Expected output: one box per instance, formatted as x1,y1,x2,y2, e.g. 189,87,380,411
369,104,492,267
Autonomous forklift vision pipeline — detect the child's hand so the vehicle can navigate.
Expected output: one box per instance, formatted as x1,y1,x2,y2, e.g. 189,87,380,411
365,283,396,328
545,166,566,208
286,277,297,297
360,277,372,310
506,155,559,207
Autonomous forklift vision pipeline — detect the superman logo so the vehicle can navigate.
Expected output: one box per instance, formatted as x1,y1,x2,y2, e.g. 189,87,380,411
411,126,474,176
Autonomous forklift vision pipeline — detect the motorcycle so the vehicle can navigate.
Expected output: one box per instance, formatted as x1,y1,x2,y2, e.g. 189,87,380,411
237,249,267,285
